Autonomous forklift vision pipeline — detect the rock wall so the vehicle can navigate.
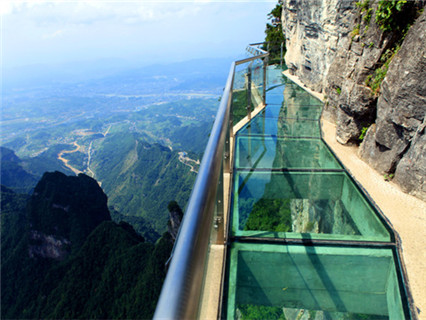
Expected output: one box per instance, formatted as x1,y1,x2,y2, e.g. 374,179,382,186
324,1,387,144
282,0,356,92
282,0,426,200
359,11,426,199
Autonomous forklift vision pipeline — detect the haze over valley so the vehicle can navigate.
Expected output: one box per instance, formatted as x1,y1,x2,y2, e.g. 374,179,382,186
1,58,230,239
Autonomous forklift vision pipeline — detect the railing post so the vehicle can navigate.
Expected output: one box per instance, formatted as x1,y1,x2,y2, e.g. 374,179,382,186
214,164,224,244
263,56,268,103
247,64,252,121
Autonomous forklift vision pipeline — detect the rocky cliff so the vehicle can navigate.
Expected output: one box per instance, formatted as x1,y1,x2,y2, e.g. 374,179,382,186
282,0,426,200
360,11,426,199
28,171,111,256
282,0,356,92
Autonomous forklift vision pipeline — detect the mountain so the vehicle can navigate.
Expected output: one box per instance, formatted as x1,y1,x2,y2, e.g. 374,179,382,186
27,171,111,254
1,171,179,319
91,132,197,236
0,147,38,193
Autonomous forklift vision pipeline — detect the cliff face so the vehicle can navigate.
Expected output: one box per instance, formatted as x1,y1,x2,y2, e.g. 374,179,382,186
282,0,356,92
28,171,111,256
282,0,426,200
359,12,426,199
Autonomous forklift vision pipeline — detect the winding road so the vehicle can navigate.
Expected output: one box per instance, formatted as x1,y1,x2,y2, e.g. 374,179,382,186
178,152,200,173
57,142,83,175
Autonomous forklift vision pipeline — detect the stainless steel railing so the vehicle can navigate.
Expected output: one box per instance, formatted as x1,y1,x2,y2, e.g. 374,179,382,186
153,44,269,320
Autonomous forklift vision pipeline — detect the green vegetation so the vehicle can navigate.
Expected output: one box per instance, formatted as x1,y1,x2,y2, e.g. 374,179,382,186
376,0,407,31
1,58,220,318
109,207,160,243
238,304,287,320
232,89,249,124
236,305,389,320
263,3,286,64
29,172,111,251
0,186,30,256
2,95,217,240
1,172,177,319
244,199,292,232
365,45,400,95
0,147,38,193
92,132,196,237
22,144,75,176
384,173,395,181
356,0,373,24
375,0,422,38
336,87,342,95
359,126,369,141
62,150,87,172
356,0,370,11
366,0,421,96
351,24,360,38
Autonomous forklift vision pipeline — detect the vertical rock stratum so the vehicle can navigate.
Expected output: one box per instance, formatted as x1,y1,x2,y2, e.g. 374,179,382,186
282,0,425,200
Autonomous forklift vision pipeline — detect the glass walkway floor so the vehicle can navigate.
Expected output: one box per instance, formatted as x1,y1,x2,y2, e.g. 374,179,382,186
223,67,411,319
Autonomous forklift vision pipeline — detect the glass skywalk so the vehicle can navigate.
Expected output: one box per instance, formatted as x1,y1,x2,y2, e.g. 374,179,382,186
232,170,391,241
227,243,407,320
224,66,410,319
231,74,392,243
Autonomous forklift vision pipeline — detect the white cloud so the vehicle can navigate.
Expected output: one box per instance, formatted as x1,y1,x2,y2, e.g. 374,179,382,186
2,0,276,68
2,1,205,27
42,29,64,39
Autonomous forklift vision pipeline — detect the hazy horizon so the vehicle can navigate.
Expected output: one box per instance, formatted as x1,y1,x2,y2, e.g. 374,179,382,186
2,1,276,70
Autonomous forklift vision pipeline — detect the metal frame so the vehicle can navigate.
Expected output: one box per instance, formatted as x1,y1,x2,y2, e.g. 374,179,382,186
153,45,269,320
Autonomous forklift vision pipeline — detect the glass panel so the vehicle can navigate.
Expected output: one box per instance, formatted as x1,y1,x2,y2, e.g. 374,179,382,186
283,85,323,107
226,243,407,320
251,58,264,104
266,85,285,96
232,64,249,125
232,171,391,242
235,136,342,170
266,66,285,87
266,93,284,105
237,117,320,138
264,104,323,120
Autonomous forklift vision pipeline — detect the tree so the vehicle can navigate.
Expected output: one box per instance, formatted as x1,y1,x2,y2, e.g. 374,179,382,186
263,2,286,65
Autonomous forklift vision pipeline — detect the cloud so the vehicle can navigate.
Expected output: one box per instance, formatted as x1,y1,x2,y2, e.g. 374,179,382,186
2,1,205,27
2,0,276,68
42,29,64,39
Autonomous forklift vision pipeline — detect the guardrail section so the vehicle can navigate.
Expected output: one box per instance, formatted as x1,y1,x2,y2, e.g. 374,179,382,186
153,45,269,320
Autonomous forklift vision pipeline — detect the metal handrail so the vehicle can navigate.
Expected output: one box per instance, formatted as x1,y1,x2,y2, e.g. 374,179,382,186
247,42,268,55
153,45,268,320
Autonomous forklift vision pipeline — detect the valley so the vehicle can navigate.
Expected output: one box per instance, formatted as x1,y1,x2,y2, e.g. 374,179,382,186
1,58,224,240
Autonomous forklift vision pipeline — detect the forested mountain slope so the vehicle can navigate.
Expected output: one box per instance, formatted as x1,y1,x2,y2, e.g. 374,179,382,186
1,171,179,319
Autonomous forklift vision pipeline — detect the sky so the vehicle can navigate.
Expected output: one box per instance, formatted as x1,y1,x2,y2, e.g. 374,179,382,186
1,0,277,69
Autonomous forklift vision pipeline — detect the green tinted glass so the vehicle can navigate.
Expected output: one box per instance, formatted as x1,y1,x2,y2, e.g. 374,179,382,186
232,171,390,242
235,136,341,170
226,243,406,320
